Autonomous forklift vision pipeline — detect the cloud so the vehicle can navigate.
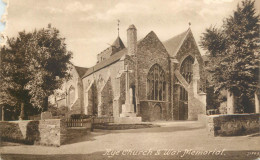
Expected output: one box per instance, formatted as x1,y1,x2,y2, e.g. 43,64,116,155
46,7,63,14
80,0,204,22
80,2,152,22
65,1,93,12
204,0,234,4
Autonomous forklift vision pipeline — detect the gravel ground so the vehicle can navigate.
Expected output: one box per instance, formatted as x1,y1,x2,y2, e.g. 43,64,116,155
0,121,259,160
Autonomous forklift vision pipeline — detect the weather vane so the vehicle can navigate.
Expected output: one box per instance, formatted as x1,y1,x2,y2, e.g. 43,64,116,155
117,19,120,37
189,22,191,27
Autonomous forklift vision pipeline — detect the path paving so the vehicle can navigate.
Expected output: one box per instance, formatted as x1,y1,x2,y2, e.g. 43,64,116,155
0,121,259,159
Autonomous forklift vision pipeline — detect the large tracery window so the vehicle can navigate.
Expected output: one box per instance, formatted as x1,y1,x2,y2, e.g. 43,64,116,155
147,64,166,101
180,56,194,84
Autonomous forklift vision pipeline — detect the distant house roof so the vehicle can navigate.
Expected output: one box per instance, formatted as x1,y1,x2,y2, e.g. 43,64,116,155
74,66,89,78
163,29,190,57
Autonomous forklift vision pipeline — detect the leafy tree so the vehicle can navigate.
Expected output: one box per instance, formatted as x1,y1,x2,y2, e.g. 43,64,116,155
0,24,72,119
0,32,33,119
200,0,259,113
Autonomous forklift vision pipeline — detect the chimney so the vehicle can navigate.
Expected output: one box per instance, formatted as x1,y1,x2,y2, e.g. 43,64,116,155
127,24,137,56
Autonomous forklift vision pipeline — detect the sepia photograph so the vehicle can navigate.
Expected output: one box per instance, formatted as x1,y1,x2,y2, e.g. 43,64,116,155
0,0,259,159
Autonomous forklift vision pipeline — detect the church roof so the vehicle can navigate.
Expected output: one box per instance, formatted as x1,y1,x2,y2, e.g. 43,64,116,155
82,29,192,78
83,31,157,78
74,66,89,78
112,36,125,49
83,48,127,77
163,28,190,57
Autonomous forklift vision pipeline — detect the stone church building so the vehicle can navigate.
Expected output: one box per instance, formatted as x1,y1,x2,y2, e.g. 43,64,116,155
50,24,206,121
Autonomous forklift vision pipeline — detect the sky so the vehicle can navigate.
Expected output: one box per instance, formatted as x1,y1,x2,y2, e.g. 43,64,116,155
0,0,6,42
3,0,260,68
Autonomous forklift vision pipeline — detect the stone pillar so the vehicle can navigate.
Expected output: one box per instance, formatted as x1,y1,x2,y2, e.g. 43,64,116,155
193,58,200,95
255,91,259,113
113,96,121,117
192,58,206,114
1,106,4,121
127,25,137,56
129,88,134,113
227,90,235,114
77,78,84,114
170,57,179,120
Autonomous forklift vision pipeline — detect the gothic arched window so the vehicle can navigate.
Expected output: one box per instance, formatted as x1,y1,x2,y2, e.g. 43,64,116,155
147,64,166,101
68,86,75,105
180,56,194,84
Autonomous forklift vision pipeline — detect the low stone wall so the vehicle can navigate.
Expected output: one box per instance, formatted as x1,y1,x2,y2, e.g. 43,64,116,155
206,113,260,136
93,117,114,124
0,119,91,146
0,119,63,146
198,114,207,127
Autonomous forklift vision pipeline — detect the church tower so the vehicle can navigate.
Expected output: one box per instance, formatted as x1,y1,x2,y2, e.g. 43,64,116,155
127,24,137,56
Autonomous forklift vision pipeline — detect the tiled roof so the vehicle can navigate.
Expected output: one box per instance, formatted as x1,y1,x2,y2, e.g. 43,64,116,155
112,37,125,49
82,31,159,78
163,29,190,57
83,48,127,77
74,66,88,78
82,29,191,78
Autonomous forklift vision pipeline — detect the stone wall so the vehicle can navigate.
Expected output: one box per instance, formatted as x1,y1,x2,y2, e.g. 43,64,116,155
49,65,83,113
206,114,260,136
82,59,125,118
0,119,91,146
93,117,114,124
172,31,206,120
136,31,171,121
0,119,62,146
100,78,114,116
139,101,168,121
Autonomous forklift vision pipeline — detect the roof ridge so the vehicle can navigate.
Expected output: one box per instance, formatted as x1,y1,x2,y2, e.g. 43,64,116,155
74,65,89,78
173,28,190,56
83,31,156,78
112,36,125,48
163,28,191,57
74,65,88,69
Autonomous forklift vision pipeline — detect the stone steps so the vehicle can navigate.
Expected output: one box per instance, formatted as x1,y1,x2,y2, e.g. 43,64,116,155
93,123,159,130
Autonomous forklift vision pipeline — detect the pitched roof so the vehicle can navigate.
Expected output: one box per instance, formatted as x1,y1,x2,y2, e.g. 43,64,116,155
163,28,190,57
74,66,89,78
83,48,127,77
82,29,190,78
112,37,125,49
82,31,157,78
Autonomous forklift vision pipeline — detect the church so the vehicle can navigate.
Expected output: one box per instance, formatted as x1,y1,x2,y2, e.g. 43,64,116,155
50,24,207,122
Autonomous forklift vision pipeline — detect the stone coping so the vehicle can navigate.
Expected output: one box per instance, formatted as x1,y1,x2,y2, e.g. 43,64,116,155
1,119,62,122
207,113,260,118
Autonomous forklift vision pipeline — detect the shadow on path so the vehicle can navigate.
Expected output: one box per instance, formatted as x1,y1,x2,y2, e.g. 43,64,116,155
61,124,205,146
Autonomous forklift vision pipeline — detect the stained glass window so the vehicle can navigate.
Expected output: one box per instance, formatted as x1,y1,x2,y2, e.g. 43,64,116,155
180,56,194,84
147,64,166,101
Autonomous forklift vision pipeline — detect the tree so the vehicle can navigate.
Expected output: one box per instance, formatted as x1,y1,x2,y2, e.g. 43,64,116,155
0,24,72,119
200,0,259,113
0,32,34,120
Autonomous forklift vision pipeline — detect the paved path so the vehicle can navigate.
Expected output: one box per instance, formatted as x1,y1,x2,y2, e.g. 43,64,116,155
0,121,259,159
